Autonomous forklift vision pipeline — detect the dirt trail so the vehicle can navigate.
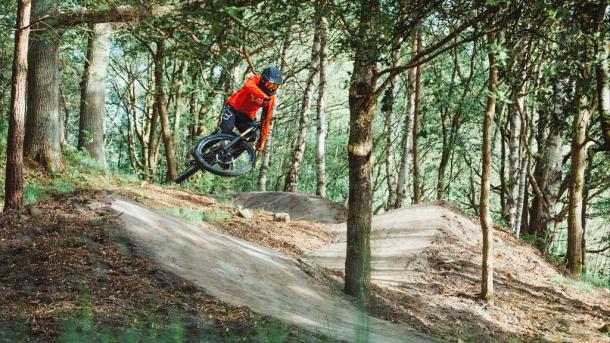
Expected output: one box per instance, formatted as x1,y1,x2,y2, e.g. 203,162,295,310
110,196,439,343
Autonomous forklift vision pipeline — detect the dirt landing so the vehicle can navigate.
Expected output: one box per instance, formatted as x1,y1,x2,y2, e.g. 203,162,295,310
231,192,347,224
110,196,439,343
311,203,610,342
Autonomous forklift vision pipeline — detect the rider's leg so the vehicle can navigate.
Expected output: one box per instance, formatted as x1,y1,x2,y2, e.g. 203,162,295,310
219,105,237,135
234,115,258,142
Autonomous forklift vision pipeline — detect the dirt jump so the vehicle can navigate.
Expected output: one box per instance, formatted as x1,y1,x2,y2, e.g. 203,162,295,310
110,196,438,342
108,191,609,342
231,192,347,224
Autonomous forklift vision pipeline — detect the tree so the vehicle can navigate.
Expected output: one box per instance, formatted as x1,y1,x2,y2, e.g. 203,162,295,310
566,1,606,279
315,16,329,197
284,27,321,192
411,28,423,204
344,0,381,306
24,0,63,171
480,29,497,303
154,39,178,183
4,0,32,210
78,23,112,168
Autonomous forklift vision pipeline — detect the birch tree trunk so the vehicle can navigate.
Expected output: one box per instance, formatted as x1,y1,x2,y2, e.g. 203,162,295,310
542,130,562,247
315,16,329,197
481,31,497,303
515,104,530,237
597,40,610,151
382,79,396,209
412,30,422,204
24,0,63,171
78,23,111,168
394,62,416,209
284,28,321,192
4,0,31,211
507,95,522,234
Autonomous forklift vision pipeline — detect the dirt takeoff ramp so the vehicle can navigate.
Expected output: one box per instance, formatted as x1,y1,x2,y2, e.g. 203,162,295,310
232,192,347,224
110,197,437,342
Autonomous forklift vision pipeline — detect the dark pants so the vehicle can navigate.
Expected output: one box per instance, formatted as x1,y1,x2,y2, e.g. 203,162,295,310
219,105,257,142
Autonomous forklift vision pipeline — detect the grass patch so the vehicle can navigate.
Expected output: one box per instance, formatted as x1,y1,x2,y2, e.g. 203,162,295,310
24,181,48,204
164,206,229,224
581,272,610,289
553,275,598,295
164,207,205,224
202,209,228,222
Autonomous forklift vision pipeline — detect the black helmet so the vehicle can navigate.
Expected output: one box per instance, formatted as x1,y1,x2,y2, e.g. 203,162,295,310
261,66,283,84
259,66,282,95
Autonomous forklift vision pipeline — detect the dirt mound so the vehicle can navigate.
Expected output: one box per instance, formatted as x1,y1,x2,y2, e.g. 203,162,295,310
231,192,347,224
312,202,610,342
110,196,437,343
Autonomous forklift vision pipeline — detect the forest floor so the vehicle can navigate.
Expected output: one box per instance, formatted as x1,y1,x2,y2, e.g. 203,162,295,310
0,159,608,342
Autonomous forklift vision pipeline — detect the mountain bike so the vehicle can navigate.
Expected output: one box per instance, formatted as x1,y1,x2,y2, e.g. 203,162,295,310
175,122,259,183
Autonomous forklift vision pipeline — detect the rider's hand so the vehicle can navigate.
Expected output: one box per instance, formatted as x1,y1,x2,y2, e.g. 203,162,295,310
255,142,264,153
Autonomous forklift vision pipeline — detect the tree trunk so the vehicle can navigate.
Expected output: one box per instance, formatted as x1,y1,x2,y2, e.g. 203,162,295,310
542,130,562,249
516,107,533,237
345,0,380,308
598,40,610,151
394,61,416,209
499,106,508,218
257,123,273,191
481,31,497,303
528,105,548,238
567,1,605,279
382,79,396,209
154,39,177,183
4,0,32,211
147,55,160,180
412,29,422,204
567,94,590,279
24,0,63,171
507,98,522,234
78,23,111,168
315,16,329,197
284,28,321,192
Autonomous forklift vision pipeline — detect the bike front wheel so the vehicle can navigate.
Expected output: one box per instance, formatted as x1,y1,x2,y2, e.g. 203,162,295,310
192,134,256,177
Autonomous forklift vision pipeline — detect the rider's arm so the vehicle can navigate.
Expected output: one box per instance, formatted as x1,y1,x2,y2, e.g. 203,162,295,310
244,76,268,100
257,97,275,152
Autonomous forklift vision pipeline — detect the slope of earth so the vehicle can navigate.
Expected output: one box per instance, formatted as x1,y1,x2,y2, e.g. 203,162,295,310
0,191,306,342
108,195,439,343
311,203,610,343
231,192,347,224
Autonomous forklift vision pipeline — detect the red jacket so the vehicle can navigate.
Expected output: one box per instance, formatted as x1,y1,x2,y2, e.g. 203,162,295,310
226,75,275,151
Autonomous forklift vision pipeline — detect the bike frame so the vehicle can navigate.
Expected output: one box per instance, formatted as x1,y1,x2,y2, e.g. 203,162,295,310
225,124,258,151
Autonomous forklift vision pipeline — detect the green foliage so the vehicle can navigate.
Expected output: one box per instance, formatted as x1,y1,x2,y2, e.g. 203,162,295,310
58,305,189,343
255,318,291,343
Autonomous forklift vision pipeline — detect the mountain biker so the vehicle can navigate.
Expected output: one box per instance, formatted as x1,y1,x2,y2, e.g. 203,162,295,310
219,66,282,153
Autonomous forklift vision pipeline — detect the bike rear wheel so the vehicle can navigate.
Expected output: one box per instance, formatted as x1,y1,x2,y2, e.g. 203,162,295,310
175,163,200,184
192,134,256,177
